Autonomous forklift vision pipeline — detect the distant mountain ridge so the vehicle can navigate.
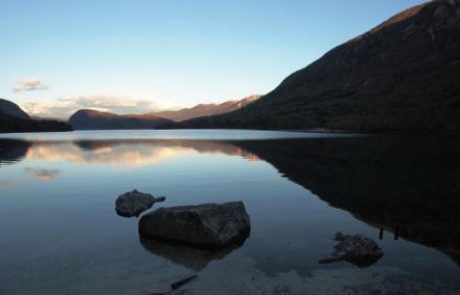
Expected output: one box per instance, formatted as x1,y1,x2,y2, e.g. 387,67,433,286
153,95,261,122
69,109,172,130
68,95,260,130
0,98,71,133
169,0,460,133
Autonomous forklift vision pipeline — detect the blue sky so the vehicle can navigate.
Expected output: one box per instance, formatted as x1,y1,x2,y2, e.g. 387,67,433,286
1,0,426,118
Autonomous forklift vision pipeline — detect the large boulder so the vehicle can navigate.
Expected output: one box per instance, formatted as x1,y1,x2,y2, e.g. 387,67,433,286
139,201,250,249
115,189,165,217
319,232,384,267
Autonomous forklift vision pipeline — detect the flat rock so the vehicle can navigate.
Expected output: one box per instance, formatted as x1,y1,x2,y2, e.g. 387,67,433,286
139,201,250,249
115,189,165,217
319,232,384,267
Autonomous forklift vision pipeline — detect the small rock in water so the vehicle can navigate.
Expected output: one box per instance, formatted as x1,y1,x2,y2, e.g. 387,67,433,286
139,201,250,249
319,232,383,267
115,189,165,218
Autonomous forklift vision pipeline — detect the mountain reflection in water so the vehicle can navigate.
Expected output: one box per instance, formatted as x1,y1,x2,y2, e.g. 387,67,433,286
1,135,459,267
236,136,460,265
0,139,31,165
2,139,259,166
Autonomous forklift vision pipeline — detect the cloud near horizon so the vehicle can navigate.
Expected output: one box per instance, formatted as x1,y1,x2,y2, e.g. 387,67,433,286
13,78,49,92
21,95,164,119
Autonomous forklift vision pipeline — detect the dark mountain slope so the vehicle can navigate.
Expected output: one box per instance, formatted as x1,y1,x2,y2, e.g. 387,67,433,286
0,98,30,120
172,0,460,133
0,112,71,133
69,109,172,130
0,99,70,133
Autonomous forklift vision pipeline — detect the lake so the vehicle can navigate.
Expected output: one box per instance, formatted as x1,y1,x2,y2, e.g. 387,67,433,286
0,130,459,294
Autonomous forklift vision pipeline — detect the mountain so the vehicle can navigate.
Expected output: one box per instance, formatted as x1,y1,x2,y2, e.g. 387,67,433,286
0,99,71,133
68,95,260,130
154,95,261,122
0,98,30,120
69,109,172,130
170,0,460,133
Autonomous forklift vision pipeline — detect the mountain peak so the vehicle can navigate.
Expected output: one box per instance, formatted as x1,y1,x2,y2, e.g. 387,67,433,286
351,0,459,43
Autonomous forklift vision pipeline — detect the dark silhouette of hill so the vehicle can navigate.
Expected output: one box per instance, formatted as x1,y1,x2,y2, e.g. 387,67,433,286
0,98,30,120
169,0,460,133
0,99,71,133
69,109,172,130
69,95,260,130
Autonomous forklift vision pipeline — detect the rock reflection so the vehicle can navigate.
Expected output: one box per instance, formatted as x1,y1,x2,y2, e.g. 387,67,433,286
140,235,248,271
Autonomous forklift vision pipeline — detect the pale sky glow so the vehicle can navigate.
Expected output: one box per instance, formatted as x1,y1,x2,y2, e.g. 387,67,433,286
1,0,426,119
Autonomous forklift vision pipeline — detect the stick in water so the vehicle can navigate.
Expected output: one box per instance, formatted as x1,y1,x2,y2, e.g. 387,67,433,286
171,275,198,290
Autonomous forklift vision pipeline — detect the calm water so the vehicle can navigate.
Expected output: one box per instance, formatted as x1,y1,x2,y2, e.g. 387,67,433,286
0,130,459,294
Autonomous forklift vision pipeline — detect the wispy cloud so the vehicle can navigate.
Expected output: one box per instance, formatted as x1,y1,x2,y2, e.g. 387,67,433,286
60,95,160,114
21,100,76,119
13,78,49,92
21,95,163,119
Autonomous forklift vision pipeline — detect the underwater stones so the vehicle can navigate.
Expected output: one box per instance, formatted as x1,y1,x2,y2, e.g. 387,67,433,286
319,232,384,267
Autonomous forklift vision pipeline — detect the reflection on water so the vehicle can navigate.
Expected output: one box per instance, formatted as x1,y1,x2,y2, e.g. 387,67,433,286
25,167,60,181
1,134,459,264
1,135,460,263
0,179,15,187
1,131,460,294
10,140,259,166
26,141,194,166
140,235,248,271
0,139,30,165
236,136,460,265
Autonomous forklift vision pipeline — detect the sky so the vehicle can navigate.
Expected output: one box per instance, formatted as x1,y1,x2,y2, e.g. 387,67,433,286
1,0,426,119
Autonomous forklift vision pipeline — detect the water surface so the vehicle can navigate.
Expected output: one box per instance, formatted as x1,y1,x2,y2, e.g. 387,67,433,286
0,130,459,294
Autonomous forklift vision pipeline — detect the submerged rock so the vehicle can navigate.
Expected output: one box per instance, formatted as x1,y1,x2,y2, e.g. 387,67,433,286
319,232,383,267
139,201,250,249
115,189,165,217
